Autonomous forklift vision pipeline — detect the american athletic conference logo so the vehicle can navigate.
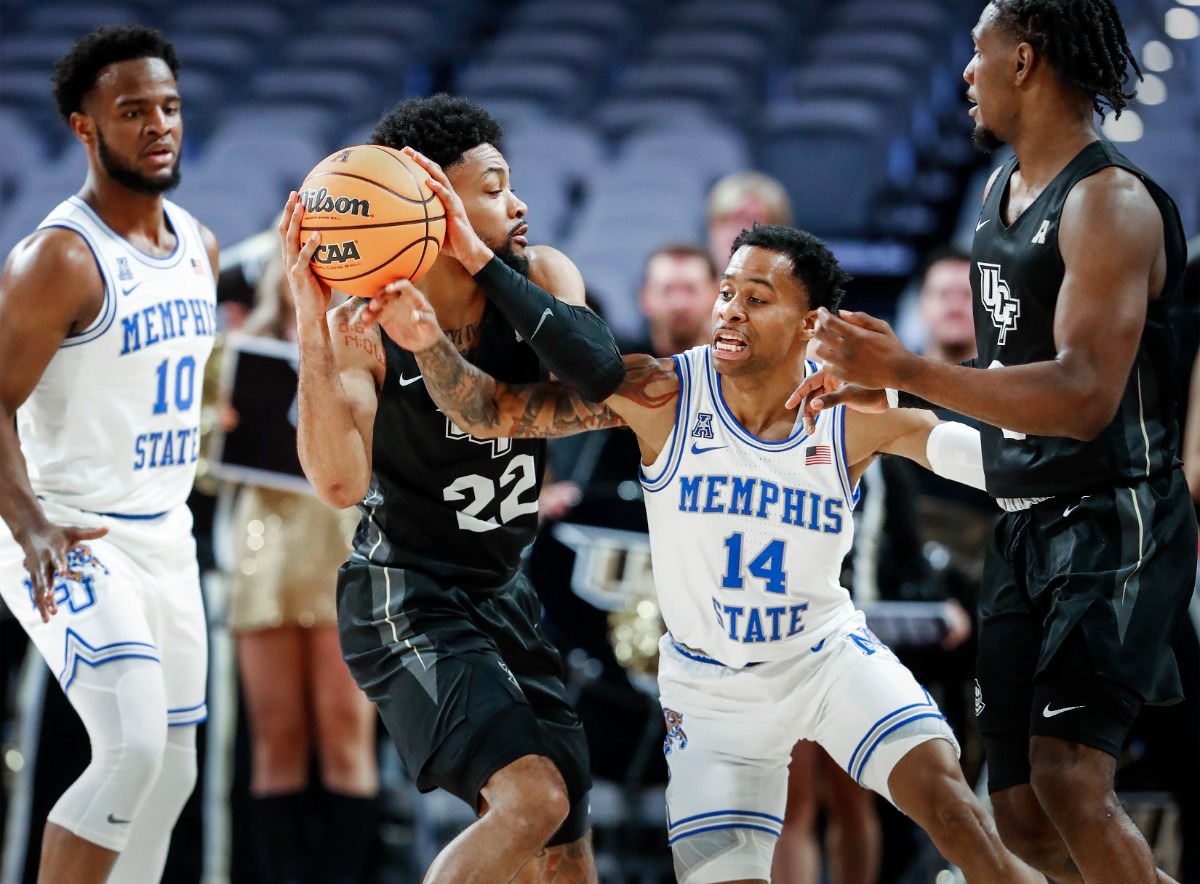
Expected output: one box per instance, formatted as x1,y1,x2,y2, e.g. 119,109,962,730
977,262,1020,345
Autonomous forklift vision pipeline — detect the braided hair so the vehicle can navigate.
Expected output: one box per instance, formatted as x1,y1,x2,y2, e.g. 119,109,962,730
992,0,1141,116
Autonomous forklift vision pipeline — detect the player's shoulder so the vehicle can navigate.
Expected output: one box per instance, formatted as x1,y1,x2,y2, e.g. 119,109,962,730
526,245,585,306
2,226,103,293
1061,165,1163,250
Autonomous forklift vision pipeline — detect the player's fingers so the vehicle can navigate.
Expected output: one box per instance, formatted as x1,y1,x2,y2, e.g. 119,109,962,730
65,526,108,543
278,192,297,239
784,371,830,410
838,310,893,335
297,231,321,266
814,307,853,339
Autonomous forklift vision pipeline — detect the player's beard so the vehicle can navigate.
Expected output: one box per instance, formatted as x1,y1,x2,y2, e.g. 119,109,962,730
971,125,1005,154
493,232,530,278
97,129,181,195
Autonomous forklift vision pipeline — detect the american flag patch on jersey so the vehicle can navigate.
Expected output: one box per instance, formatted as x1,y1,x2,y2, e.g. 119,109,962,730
190,258,204,275
805,445,832,465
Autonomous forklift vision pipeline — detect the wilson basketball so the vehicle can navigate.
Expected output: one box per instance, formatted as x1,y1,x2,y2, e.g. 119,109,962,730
298,145,446,297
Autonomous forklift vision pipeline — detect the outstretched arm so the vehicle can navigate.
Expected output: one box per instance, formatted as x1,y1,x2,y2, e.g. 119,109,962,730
801,170,1167,441
845,407,986,492
361,282,680,457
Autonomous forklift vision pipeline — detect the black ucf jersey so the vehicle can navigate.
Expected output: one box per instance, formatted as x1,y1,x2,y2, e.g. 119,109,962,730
971,140,1187,499
353,301,547,592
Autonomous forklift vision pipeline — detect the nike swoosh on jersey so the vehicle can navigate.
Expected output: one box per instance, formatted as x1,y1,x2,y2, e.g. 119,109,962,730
107,813,132,824
1042,703,1085,718
398,374,423,386
975,219,990,231
531,307,553,339
690,442,728,454
1062,495,1091,518
121,282,142,296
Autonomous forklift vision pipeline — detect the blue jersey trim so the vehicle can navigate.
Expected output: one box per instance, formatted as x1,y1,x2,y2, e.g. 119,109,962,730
168,700,207,714
58,629,160,691
847,687,939,780
833,405,861,506
41,222,117,347
67,195,186,268
89,509,168,520
668,808,785,828
708,349,817,451
852,712,948,783
667,822,782,845
169,715,207,727
640,353,691,492
670,639,761,668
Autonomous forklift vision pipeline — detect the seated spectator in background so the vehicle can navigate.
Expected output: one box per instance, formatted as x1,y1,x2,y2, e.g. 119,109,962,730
706,171,793,272
219,251,378,884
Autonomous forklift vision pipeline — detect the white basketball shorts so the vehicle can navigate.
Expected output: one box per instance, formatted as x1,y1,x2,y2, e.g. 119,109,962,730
0,500,207,727
658,609,957,883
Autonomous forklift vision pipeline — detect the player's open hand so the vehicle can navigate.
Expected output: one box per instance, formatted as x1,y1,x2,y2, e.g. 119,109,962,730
360,279,442,353
21,523,108,623
810,308,912,391
279,191,333,319
786,368,888,433
401,147,492,274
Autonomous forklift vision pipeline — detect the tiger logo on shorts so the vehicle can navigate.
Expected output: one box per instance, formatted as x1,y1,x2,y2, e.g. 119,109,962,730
23,543,108,615
662,708,688,754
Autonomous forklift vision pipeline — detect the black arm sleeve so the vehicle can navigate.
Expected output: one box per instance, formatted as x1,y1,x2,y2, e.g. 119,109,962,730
473,256,626,401
896,357,978,410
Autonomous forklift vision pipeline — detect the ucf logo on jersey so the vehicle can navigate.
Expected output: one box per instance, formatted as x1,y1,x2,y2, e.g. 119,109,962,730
978,262,1020,345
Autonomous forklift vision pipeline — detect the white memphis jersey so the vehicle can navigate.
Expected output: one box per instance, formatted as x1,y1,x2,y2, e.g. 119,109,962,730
18,196,216,516
640,347,859,668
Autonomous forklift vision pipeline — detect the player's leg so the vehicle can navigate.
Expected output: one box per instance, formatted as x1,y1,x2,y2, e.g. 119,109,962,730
1019,474,1195,884
484,575,595,884
771,741,822,884
658,638,791,884
812,615,1040,883
0,521,173,884
307,624,378,884
340,564,583,883
107,508,207,884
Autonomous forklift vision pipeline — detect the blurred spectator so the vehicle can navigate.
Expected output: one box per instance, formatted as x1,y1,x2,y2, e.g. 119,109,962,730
219,250,378,884
706,171,793,270
917,246,975,365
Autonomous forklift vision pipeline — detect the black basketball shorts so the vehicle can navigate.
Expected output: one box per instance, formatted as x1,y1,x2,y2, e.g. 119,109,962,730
336,561,592,844
975,469,1197,792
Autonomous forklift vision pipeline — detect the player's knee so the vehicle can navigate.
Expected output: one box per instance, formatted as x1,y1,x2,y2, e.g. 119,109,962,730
517,777,571,841
1028,754,1108,821
486,756,571,842
118,722,169,792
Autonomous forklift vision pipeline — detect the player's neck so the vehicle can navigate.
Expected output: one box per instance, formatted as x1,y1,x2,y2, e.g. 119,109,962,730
721,368,805,441
78,175,170,250
1010,101,1098,192
419,259,487,327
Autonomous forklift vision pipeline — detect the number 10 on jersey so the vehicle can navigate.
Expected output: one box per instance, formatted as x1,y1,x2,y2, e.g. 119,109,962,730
152,356,197,414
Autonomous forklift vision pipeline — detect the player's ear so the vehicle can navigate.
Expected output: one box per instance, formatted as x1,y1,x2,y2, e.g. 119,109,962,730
69,111,95,146
1013,41,1036,82
800,308,819,338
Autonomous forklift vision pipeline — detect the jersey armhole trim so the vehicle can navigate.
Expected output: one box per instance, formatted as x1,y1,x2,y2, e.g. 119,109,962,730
833,405,860,505
41,222,117,347
640,353,690,492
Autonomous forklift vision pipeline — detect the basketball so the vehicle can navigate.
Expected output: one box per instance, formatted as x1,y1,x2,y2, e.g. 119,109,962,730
298,145,446,297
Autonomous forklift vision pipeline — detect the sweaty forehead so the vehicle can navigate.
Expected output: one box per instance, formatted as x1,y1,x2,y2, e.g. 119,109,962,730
90,57,177,105
457,144,508,178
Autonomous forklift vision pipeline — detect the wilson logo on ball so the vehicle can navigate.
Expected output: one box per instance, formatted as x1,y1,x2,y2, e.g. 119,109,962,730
313,240,362,265
298,186,371,217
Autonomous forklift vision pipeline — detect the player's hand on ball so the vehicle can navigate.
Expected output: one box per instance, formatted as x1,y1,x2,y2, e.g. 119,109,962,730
360,279,441,352
401,147,492,274
279,191,333,316
21,523,108,623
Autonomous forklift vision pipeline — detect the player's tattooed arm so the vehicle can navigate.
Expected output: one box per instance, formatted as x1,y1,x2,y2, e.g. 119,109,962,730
414,335,627,439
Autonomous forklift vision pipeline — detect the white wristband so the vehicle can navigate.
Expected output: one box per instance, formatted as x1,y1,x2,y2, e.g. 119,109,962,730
885,388,899,409
926,422,986,491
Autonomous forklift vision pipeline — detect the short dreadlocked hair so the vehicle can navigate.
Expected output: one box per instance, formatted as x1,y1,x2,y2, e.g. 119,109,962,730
371,94,503,170
52,24,179,123
992,0,1141,116
731,224,851,313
